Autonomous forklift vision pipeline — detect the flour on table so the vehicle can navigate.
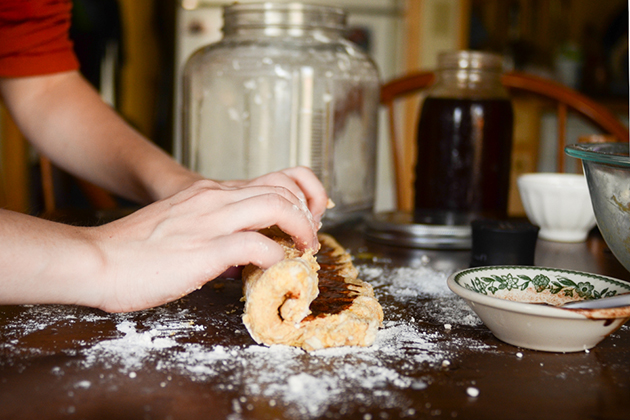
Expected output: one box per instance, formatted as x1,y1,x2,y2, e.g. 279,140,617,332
1,262,492,419
360,264,482,327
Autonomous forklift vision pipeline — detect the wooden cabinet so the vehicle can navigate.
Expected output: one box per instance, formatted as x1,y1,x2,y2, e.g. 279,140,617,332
508,96,543,216
0,107,29,212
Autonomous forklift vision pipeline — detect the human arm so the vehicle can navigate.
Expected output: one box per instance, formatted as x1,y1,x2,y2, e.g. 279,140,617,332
0,70,199,203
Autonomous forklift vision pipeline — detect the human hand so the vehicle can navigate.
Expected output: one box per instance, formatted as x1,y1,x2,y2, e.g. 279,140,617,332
219,166,329,226
90,174,327,312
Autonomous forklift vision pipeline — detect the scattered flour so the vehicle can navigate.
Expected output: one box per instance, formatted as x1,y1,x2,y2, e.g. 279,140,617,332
1,261,492,419
360,264,482,327
466,386,480,398
72,318,489,419
362,265,453,298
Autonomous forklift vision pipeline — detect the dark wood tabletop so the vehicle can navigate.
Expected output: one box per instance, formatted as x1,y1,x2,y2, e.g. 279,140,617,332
1,223,629,420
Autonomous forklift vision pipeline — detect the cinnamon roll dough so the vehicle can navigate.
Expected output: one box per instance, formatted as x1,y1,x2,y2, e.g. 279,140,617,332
242,232,383,351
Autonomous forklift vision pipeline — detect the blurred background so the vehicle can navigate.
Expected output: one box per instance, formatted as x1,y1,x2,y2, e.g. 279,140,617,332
0,0,627,216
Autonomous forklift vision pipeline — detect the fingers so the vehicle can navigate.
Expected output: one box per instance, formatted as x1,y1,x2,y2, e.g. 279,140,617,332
279,166,329,224
206,231,287,270
162,182,320,251
217,192,320,251
241,167,329,225
180,179,306,215
245,171,307,202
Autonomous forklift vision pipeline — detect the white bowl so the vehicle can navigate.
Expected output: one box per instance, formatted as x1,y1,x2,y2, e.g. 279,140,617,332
447,266,630,352
517,173,596,242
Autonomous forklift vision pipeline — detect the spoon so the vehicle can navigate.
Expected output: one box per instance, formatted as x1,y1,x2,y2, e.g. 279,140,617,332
561,293,630,310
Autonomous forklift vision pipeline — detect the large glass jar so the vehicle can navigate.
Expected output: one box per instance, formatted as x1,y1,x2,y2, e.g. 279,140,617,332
414,50,514,225
182,2,380,225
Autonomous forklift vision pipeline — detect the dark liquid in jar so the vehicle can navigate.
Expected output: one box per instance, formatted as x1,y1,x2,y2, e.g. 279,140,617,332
414,97,513,224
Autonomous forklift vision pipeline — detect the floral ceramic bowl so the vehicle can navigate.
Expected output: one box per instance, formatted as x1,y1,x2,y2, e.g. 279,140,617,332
447,266,630,352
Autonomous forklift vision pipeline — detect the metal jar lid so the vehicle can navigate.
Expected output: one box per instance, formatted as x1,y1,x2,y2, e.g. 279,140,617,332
437,50,504,71
365,211,472,250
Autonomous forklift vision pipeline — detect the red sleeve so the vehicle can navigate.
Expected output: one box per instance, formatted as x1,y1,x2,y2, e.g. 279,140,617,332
0,0,79,77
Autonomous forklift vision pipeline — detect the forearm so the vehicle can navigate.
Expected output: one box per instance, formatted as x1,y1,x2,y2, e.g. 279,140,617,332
0,209,105,308
0,71,202,203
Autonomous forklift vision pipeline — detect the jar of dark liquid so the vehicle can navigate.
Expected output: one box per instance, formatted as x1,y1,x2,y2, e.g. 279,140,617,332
414,51,513,225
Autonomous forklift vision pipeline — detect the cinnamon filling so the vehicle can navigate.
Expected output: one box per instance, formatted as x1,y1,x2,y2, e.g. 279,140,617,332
303,241,358,320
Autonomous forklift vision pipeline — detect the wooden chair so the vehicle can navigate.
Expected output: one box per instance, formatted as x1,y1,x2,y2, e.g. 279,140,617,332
39,155,118,218
381,70,630,211
0,109,118,219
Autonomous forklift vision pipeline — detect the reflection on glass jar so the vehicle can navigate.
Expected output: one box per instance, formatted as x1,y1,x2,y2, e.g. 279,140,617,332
182,2,380,225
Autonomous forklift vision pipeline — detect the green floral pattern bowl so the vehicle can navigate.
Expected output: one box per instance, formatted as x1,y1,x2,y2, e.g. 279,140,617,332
447,266,630,352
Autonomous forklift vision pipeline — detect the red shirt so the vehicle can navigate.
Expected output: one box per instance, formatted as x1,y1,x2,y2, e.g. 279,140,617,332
0,0,79,77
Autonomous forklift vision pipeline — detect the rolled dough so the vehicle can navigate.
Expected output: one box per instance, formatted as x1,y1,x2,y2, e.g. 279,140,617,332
242,232,383,351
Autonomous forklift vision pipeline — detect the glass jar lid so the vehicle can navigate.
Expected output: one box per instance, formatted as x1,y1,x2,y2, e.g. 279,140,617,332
223,2,346,34
437,50,504,72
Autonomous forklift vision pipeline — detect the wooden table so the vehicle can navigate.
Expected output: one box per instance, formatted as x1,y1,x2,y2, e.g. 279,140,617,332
1,224,629,420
